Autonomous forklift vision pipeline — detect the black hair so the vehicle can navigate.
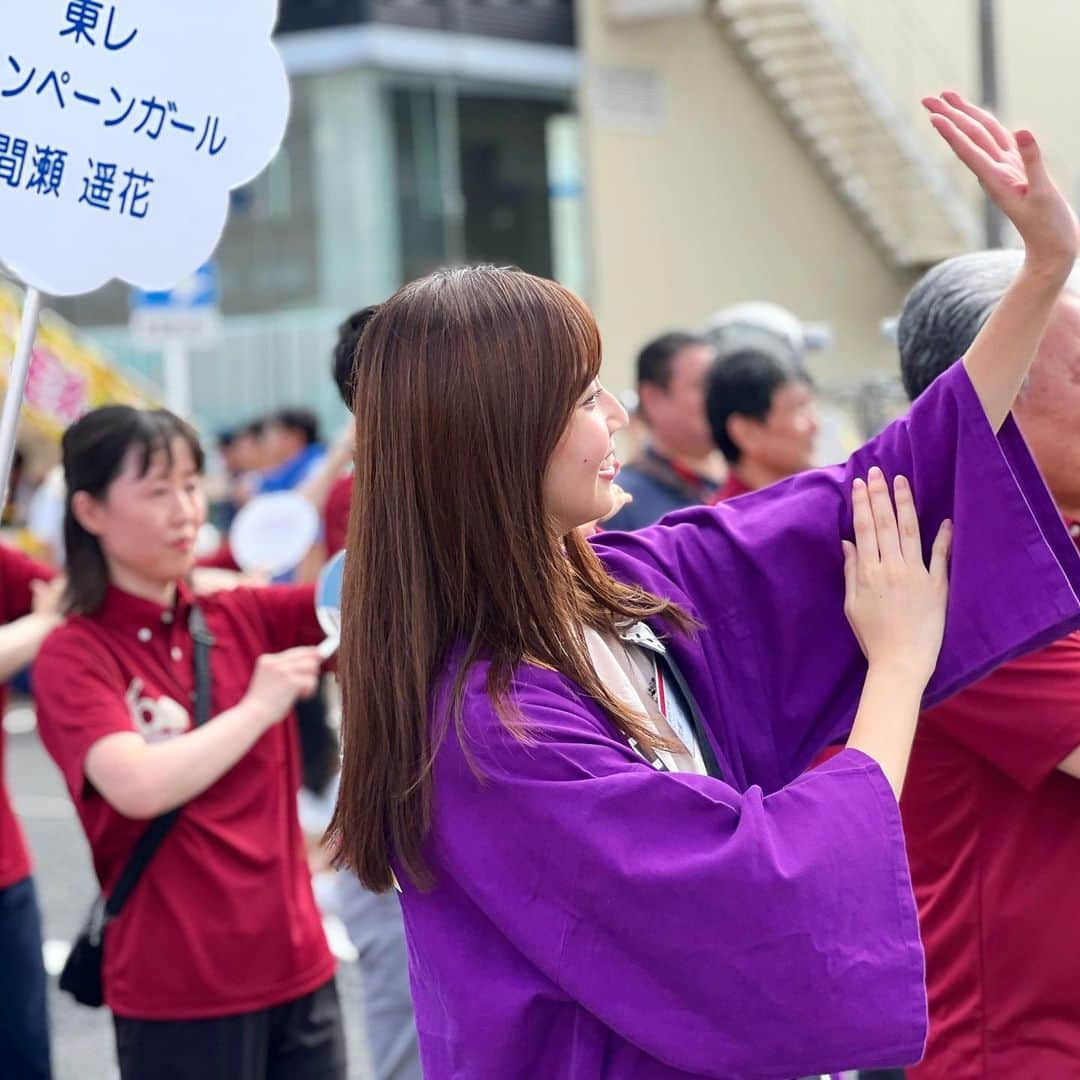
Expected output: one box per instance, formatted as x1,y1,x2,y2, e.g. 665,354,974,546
240,418,265,439
272,407,320,446
636,331,711,393
705,349,810,464
62,407,205,614
332,305,380,409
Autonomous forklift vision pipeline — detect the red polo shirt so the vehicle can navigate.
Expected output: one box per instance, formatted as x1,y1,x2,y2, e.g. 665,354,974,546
0,546,54,890
708,470,754,504
902,523,1080,1077
34,581,335,1019
324,474,352,557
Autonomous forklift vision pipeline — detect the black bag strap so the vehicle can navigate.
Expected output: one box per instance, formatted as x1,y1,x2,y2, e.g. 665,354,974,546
103,604,214,919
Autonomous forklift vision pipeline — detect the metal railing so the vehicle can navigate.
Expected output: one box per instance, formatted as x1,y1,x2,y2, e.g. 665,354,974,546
712,0,981,267
278,0,576,47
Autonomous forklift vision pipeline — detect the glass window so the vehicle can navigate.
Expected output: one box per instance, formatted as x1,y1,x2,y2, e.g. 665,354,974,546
458,93,562,278
391,86,456,282
389,84,571,282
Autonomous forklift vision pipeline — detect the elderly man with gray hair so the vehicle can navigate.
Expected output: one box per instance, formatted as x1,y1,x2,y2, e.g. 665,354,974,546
896,248,1080,1078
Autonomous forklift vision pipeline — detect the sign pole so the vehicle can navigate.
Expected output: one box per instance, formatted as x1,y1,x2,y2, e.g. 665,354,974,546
163,337,192,419
0,286,42,508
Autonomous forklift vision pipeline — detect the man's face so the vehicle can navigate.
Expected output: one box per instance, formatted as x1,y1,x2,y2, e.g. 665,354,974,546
1013,293,1080,513
639,344,717,459
735,378,819,477
263,422,303,468
231,433,261,472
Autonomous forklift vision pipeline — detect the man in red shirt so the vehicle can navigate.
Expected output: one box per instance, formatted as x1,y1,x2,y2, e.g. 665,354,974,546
896,249,1080,1077
703,347,819,502
0,546,60,1080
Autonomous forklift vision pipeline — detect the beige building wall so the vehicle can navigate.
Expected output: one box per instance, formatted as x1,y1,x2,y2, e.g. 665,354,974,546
999,0,1080,195
580,4,917,395
580,0,1080,400
833,0,1080,246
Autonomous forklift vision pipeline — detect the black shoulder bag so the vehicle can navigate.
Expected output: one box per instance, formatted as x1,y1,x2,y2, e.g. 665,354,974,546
59,604,215,1007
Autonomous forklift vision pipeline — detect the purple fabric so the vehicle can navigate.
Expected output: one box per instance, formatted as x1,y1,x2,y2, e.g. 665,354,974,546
399,363,1080,1079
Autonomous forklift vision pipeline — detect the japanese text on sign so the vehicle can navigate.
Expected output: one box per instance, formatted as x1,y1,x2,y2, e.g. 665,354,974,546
0,0,290,296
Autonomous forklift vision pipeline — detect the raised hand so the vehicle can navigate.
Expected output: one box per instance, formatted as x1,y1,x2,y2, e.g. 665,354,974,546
923,91,1078,270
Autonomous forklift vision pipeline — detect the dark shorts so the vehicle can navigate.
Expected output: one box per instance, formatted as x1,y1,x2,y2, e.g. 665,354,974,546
113,977,346,1080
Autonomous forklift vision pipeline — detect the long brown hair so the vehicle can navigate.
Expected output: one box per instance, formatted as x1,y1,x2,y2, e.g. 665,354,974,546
328,266,692,892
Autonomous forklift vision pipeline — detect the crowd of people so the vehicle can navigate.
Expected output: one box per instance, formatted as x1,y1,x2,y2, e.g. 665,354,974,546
1,90,1080,1080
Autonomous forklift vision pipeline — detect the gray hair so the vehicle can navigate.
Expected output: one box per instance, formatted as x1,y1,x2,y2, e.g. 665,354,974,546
897,249,1080,402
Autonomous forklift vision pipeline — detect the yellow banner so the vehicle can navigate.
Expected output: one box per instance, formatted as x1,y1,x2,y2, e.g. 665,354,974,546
0,281,156,440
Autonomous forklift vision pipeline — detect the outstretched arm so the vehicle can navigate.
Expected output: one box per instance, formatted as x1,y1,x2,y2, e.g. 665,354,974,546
925,91,1078,431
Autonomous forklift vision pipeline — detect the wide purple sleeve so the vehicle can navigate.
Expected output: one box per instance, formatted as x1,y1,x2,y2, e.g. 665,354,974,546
429,679,926,1077
593,361,1080,777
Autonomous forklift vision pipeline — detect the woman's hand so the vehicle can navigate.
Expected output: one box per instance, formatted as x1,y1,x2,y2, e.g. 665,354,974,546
843,467,951,688
30,576,65,619
242,647,322,730
925,94,1078,429
924,91,1078,272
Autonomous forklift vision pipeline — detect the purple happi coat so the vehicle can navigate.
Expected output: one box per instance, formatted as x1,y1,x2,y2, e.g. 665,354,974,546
397,362,1080,1078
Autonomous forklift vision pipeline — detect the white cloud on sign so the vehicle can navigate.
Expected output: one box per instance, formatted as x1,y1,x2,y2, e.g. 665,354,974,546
0,0,290,296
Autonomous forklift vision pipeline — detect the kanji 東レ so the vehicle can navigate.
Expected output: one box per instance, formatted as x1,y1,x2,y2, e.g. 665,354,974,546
0,134,28,188
118,168,153,218
26,147,68,197
59,2,137,51
79,159,116,210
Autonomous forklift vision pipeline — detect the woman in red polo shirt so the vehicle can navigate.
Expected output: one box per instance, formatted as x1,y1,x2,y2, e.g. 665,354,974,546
34,406,345,1080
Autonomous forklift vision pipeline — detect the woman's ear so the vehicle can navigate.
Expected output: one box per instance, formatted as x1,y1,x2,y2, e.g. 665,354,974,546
70,490,104,537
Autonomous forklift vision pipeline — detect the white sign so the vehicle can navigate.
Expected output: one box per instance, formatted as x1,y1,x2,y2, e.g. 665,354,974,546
130,261,222,348
230,492,320,578
0,1,290,297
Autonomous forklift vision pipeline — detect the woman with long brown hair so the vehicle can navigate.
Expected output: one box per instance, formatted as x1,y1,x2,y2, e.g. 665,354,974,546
329,94,1080,1078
